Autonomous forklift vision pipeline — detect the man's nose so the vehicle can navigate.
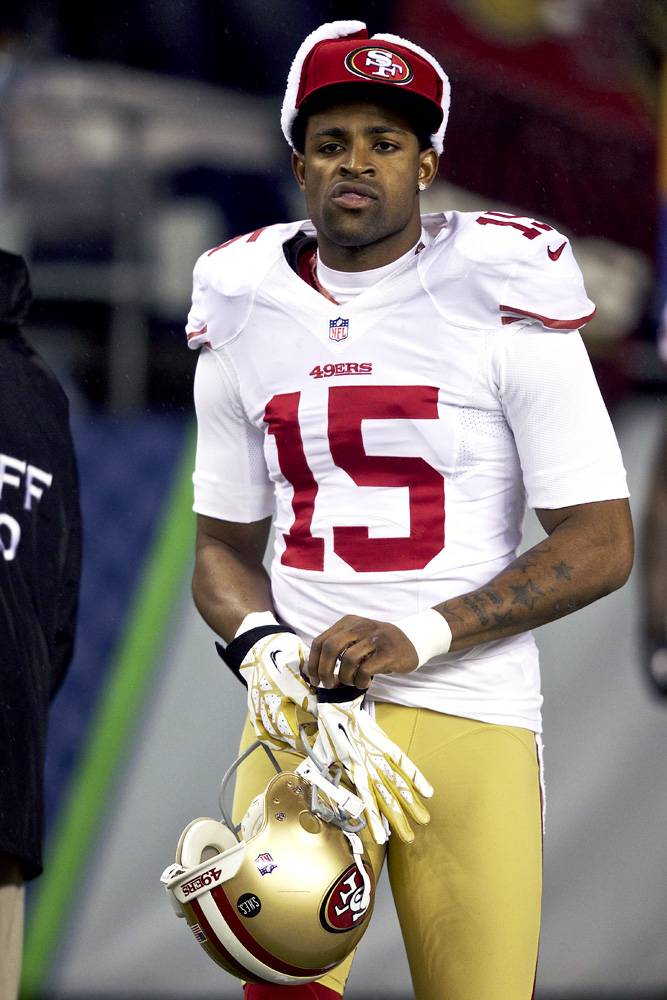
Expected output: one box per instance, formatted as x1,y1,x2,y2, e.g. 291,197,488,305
339,139,374,176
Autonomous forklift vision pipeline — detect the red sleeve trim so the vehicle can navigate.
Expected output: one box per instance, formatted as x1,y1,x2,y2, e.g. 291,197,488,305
207,227,268,256
499,304,596,329
207,234,245,256
187,325,208,342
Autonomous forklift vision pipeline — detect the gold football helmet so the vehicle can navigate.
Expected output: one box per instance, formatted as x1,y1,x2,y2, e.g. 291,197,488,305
160,741,375,986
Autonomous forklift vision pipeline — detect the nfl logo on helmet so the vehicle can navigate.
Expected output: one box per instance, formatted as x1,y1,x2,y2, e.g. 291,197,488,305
329,317,349,342
255,852,278,876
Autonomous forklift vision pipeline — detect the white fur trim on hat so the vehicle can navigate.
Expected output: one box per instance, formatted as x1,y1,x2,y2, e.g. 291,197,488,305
372,32,450,154
281,20,367,149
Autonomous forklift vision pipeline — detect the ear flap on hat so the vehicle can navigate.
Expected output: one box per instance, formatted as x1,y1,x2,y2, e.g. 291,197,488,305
372,32,451,153
281,20,367,148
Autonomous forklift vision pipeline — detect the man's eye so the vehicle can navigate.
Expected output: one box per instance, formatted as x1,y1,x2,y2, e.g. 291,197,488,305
375,141,397,152
319,142,343,154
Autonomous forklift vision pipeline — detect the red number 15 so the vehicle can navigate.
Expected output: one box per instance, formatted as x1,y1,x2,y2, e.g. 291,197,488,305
264,385,445,573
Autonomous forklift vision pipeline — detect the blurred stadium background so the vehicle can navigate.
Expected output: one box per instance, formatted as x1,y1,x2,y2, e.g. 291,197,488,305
1,1,665,997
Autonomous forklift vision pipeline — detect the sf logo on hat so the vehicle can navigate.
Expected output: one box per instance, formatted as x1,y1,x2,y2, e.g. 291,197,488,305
345,47,413,85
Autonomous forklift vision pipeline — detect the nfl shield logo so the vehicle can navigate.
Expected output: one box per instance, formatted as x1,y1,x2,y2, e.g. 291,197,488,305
329,317,349,342
255,852,278,876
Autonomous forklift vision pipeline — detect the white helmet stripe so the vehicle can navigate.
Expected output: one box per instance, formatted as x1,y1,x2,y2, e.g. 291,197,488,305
196,888,328,985
190,897,251,980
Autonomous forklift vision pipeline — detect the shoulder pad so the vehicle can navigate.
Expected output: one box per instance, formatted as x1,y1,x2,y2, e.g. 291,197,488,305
448,210,566,264
423,210,595,332
185,221,310,349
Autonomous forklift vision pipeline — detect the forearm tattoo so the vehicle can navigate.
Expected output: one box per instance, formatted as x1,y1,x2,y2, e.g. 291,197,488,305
551,560,573,580
510,579,545,609
437,536,587,647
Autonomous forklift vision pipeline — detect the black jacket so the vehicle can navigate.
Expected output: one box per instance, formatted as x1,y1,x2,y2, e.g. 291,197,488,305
0,251,81,879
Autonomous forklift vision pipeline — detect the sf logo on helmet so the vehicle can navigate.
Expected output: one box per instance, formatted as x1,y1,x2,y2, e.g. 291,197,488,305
321,864,373,932
335,872,367,922
345,47,413,85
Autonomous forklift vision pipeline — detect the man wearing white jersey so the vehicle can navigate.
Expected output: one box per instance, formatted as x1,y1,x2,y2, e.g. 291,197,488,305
186,20,633,1000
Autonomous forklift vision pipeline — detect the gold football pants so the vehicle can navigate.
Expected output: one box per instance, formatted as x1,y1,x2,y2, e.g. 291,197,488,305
233,705,542,1000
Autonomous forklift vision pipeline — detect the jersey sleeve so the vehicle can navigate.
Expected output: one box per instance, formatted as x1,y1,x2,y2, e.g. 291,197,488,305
192,347,274,522
491,327,629,509
185,252,213,349
185,224,303,351
184,248,254,351
499,233,595,331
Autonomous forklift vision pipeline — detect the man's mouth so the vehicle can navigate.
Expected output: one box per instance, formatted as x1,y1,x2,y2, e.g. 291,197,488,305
330,183,378,210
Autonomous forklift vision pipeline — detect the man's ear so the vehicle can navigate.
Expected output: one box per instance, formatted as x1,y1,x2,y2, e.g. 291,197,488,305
417,148,439,191
292,151,306,191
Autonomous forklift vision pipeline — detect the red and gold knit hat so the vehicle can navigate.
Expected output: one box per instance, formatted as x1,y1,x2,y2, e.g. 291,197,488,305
281,21,451,154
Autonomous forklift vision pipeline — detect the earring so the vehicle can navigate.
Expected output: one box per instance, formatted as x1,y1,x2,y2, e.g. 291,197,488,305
418,181,427,192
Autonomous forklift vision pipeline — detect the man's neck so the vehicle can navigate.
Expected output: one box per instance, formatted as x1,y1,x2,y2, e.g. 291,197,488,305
316,215,423,272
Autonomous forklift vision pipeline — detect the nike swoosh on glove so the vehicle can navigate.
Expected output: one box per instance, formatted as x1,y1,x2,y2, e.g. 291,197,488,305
217,618,317,751
311,686,433,844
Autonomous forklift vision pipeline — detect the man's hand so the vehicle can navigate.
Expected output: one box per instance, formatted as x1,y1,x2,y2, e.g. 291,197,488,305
307,615,419,690
310,687,433,844
218,614,318,751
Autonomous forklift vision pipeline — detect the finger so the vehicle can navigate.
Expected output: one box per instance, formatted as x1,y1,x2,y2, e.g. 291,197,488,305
395,754,434,800
350,766,388,845
384,746,434,800
348,637,407,688
357,717,435,800
307,616,371,686
372,736,434,800
316,629,366,688
307,621,353,686
385,767,431,825
352,653,377,691
369,752,430,825
335,638,376,687
371,773,415,843
336,634,401,689
307,623,338,685
357,625,419,679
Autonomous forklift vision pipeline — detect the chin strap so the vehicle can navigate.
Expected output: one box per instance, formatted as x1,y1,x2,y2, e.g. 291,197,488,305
295,756,365,823
342,830,372,915
160,864,187,917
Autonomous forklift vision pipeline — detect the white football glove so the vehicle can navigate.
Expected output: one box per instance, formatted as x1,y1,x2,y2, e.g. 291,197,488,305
217,613,317,751
310,687,433,845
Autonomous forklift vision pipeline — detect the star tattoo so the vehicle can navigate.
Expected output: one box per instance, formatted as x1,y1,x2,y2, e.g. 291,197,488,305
552,560,573,581
493,611,513,627
510,579,545,609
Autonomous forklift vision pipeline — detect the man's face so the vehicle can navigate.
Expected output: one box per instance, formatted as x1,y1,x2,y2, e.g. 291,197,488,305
292,99,437,264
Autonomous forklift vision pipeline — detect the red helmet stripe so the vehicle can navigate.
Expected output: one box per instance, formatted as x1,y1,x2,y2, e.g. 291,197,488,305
191,897,251,979
212,884,331,978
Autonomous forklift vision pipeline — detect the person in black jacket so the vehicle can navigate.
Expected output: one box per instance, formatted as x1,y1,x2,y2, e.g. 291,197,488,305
0,250,81,999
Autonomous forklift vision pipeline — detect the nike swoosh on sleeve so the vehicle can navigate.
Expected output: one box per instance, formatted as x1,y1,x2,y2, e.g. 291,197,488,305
547,241,567,261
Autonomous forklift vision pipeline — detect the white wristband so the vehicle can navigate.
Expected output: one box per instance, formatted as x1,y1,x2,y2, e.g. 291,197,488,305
391,609,452,667
234,611,279,638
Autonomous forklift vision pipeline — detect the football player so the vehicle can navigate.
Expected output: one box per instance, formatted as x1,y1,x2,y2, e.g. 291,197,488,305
186,20,633,1000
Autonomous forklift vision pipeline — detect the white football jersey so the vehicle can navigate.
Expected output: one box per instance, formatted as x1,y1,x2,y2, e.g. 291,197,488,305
187,211,629,732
